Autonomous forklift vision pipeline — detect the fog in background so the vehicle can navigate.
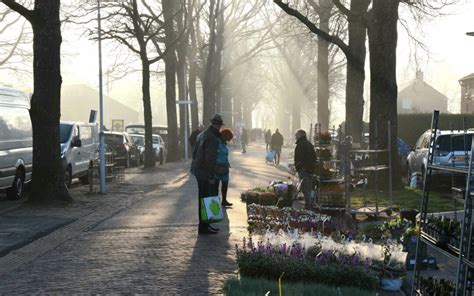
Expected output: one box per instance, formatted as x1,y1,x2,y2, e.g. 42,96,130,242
1,1,474,133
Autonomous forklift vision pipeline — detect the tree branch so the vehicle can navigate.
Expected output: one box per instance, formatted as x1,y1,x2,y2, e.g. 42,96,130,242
1,0,35,23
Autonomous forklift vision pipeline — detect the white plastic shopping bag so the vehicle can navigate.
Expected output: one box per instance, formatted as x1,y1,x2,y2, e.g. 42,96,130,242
200,196,224,223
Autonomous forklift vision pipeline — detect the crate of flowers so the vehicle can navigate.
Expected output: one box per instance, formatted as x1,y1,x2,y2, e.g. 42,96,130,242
316,147,332,160
318,131,332,145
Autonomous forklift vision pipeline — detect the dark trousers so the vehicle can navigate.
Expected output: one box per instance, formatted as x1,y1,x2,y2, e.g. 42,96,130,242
216,179,229,203
298,170,313,209
197,177,218,228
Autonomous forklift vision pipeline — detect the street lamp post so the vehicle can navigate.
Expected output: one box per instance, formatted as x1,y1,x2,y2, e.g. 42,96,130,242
97,0,106,193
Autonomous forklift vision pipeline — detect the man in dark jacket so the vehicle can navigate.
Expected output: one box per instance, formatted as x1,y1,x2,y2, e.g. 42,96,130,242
264,129,272,151
270,129,284,164
294,129,316,209
189,124,204,149
191,114,223,234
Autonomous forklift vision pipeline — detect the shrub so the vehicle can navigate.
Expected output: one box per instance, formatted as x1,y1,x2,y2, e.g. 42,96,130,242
236,253,378,291
224,276,376,296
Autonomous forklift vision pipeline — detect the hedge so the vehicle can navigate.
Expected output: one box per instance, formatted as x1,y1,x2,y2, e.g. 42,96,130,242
398,113,474,146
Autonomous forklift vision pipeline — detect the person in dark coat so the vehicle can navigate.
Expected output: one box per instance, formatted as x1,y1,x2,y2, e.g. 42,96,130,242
240,127,249,153
191,114,223,235
264,129,272,151
294,129,316,209
189,124,204,149
270,129,284,165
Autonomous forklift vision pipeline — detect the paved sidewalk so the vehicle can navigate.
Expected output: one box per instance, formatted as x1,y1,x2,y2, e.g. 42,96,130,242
0,141,290,294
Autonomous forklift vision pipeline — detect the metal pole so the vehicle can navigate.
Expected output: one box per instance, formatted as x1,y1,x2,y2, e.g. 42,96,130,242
184,63,189,160
98,0,106,193
388,120,392,208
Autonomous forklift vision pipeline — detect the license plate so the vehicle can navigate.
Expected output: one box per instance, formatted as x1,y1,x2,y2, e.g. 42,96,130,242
452,156,468,161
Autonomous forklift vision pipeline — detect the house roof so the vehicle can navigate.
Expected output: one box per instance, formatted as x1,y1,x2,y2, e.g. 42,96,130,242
460,73,474,82
398,79,448,102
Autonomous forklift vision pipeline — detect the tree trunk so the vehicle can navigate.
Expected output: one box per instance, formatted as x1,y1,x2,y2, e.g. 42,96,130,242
187,0,199,129
291,98,301,133
317,1,332,131
222,80,233,128
242,102,253,129
189,62,199,129
163,0,180,161
233,96,242,128
203,0,217,124
368,0,401,189
29,0,71,203
345,0,370,144
141,58,155,168
176,3,187,155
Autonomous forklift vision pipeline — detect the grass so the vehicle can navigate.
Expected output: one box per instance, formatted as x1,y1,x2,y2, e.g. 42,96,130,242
224,277,376,296
350,187,464,213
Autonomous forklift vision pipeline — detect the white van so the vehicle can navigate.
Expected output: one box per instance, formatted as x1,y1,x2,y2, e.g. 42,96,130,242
60,121,99,187
0,88,33,199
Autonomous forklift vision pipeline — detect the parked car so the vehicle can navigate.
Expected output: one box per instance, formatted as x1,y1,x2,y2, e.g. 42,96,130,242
153,134,167,165
130,134,167,165
407,130,474,183
60,121,99,187
0,88,32,199
125,124,169,144
104,131,140,167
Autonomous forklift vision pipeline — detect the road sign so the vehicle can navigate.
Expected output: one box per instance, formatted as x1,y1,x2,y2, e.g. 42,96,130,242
112,119,124,132
176,100,193,104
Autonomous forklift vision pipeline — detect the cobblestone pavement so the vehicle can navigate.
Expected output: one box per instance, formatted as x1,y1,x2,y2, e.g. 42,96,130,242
0,142,290,294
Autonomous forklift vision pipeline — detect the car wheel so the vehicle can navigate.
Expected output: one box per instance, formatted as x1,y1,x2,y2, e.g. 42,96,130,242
64,167,72,188
6,169,25,200
159,149,164,165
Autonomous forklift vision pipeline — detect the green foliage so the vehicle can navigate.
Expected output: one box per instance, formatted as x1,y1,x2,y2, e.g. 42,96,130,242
359,223,384,240
350,187,463,213
236,253,378,291
224,277,376,296
398,113,474,146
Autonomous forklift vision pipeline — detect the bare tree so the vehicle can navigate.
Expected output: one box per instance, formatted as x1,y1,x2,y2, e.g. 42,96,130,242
2,0,71,203
0,6,32,79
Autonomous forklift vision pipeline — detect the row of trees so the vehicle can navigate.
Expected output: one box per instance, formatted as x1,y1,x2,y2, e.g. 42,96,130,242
273,0,453,188
0,0,453,201
0,0,274,203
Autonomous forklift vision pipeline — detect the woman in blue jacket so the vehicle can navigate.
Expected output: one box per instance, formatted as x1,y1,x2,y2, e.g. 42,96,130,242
216,128,233,207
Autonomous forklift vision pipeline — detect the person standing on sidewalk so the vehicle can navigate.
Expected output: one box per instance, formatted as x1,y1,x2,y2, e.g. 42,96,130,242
191,114,224,235
215,128,233,207
294,129,316,210
271,129,284,165
264,129,272,151
241,127,249,153
189,124,204,149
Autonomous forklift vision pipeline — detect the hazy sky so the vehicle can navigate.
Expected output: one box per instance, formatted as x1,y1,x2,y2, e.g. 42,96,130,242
1,2,474,126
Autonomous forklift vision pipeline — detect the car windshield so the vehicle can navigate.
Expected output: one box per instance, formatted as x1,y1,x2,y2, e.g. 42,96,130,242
153,136,159,144
436,134,473,153
105,134,124,144
132,136,144,146
60,124,72,144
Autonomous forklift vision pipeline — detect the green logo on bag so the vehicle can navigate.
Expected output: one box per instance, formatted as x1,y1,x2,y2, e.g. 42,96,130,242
210,200,221,216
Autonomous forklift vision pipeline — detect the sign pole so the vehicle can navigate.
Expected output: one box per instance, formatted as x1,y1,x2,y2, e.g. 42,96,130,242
98,0,106,193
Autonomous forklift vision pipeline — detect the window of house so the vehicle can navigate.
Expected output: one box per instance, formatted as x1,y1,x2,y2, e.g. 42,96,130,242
402,98,412,109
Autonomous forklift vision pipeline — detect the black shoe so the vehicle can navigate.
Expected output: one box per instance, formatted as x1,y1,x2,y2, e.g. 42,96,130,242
209,225,220,231
222,201,233,207
198,226,218,235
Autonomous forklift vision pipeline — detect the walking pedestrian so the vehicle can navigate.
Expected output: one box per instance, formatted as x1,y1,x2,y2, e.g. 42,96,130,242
215,128,233,207
264,129,272,151
189,124,204,149
294,129,316,210
241,127,249,153
191,114,224,235
270,128,284,165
